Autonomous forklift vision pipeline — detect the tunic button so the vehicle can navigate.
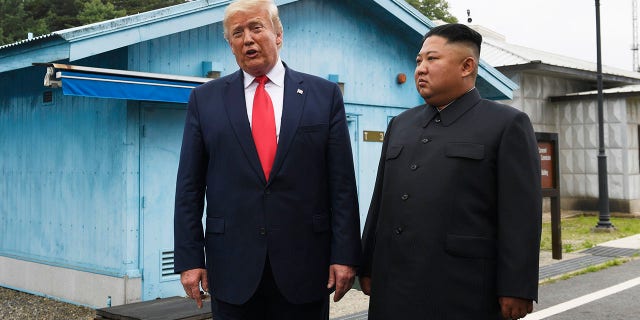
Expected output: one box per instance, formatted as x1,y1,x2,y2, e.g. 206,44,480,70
410,164,418,170
421,138,430,144
395,227,403,235
401,194,409,200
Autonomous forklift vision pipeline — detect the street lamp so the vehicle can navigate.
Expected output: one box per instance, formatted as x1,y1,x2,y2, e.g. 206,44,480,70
593,0,615,231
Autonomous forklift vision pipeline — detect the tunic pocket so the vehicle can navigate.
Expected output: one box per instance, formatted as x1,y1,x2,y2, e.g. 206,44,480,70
445,143,485,160
386,145,403,160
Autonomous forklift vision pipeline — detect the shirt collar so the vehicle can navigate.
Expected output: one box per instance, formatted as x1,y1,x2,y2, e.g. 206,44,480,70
243,58,285,89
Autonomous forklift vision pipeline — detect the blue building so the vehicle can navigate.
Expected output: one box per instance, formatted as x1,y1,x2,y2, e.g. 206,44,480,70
0,0,516,307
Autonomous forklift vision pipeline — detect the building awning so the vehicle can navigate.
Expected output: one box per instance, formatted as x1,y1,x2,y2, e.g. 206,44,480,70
39,63,211,103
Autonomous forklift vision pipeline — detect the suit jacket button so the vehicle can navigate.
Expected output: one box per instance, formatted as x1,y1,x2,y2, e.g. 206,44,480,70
265,189,271,195
395,227,403,235
259,228,266,236
435,118,441,123
401,194,409,200
410,164,418,170
421,138,430,144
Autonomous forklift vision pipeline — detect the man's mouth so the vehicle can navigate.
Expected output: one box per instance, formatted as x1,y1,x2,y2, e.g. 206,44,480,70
246,49,258,57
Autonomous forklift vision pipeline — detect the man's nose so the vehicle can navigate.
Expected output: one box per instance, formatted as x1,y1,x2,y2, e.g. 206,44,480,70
243,30,254,45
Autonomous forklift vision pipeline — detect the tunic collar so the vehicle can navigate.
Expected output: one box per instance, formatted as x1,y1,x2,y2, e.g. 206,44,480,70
422,88,482,127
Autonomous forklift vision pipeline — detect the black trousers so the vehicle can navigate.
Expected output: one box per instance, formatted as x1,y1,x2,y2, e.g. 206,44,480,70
211,258,329,320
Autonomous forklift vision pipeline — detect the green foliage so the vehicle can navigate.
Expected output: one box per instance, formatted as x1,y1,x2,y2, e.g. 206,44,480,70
78,0,127,25
112,0,185,15
0,0,187,46
0,0,48,44
405,0,458,23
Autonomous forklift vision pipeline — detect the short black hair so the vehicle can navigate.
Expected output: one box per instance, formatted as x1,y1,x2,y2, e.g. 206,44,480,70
422,23,482,57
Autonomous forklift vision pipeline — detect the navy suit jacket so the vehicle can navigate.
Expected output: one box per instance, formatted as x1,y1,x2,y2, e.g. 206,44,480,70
174,65,361,305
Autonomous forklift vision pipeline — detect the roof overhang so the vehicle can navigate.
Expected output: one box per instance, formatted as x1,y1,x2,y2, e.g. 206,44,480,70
38,63,211,103
6,0,517,100
496,62,640,89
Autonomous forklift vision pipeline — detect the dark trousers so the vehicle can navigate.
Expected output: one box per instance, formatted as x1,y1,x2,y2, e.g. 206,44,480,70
211,258,329,320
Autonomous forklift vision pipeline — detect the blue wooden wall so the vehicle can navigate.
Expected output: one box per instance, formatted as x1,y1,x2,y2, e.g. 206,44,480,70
0,49,142,278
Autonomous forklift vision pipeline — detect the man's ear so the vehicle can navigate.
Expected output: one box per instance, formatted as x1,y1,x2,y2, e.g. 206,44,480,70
461,57,476,77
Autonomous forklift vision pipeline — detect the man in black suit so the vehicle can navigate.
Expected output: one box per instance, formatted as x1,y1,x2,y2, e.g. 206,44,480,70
360,23,542,320
173,0,361,319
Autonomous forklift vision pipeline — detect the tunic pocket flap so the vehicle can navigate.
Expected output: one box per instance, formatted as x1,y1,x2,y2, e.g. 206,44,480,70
445,143,485,160
206,217,225,234
386,145,403,160
445,234,496,259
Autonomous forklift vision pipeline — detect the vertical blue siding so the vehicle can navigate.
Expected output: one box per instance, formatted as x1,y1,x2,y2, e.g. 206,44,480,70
279,0,423,108
0,53,138,276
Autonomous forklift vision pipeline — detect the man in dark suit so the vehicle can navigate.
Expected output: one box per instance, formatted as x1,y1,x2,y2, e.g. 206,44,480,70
173,0,361,319
360,23,542,320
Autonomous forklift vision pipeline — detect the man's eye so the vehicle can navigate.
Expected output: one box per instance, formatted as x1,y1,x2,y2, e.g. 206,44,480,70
232,31,243,38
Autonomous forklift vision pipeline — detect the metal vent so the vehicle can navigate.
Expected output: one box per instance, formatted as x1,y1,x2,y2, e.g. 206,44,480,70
42,90,53,104
161,250,178,280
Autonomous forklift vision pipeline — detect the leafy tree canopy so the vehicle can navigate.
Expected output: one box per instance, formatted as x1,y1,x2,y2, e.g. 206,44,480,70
0,0,185,45
405,0,458,24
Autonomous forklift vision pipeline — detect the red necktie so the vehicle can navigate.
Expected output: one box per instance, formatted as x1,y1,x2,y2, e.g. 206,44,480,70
252,75,277,180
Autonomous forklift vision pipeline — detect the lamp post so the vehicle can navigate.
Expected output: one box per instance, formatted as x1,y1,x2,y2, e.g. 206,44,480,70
594,0,614,231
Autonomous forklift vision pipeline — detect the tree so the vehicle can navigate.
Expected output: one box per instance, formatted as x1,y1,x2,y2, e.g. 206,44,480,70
112,0,185,15
0,0,48,44
78,0,126,25
405,0,458,24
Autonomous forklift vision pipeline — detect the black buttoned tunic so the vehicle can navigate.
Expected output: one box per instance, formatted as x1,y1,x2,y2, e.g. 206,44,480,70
361,89,542,319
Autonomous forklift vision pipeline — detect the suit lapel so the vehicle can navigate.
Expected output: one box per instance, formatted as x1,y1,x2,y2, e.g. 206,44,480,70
269,67,305,182
223,70,266,184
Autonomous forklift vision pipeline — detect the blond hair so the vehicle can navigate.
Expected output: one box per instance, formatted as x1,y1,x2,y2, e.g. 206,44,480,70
223,0,283,45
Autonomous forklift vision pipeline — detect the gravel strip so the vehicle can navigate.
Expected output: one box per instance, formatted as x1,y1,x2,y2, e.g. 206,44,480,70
0,286,95,320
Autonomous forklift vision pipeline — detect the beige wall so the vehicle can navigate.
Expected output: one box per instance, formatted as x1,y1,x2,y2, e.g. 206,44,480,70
497,71,640,213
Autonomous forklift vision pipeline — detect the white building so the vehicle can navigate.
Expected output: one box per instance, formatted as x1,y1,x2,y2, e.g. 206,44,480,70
476,25,640,213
